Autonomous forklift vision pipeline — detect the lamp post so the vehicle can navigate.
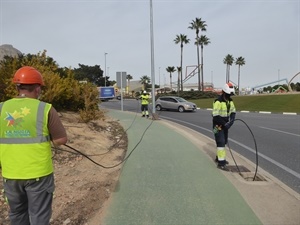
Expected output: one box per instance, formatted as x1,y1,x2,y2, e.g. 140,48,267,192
104,52,108,86
150,0,156,114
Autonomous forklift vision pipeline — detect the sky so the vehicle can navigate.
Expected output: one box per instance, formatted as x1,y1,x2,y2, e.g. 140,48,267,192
0,0,299,89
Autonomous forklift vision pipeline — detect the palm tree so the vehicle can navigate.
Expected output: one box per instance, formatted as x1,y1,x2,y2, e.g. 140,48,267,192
195,35,210,91
223,54,234,83
166,66,176,91
188,17,207,91
139,75,151,91
126,74,133,94
177,66,181,95
235,56,246,95
174,34,190,91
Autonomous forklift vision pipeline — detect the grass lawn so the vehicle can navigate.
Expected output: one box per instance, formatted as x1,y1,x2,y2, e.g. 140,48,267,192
191,93,300,113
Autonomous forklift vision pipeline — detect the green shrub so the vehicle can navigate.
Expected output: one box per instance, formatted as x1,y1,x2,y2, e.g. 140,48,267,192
0,51,103,122
79,83,103,122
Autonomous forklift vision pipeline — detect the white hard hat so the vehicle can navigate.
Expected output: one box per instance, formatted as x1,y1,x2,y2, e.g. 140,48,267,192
222,82,235,95
143,90,147,94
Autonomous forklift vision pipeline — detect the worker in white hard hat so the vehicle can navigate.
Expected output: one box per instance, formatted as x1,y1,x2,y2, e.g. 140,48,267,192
212,82,236,170
140,90,149,118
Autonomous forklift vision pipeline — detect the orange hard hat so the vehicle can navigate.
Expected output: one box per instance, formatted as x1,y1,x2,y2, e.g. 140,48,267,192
13,66,44,86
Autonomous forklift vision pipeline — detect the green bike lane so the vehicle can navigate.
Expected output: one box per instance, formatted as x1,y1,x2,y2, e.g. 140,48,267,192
101,110,262,225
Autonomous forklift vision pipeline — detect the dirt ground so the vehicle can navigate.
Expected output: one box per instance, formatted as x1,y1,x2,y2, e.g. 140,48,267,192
0,111,127,225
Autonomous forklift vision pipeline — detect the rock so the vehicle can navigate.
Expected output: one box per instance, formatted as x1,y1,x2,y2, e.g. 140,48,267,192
63,218,71,224
0,44,22,61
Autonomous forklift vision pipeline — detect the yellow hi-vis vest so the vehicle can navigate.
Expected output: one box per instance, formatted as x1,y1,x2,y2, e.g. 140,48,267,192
212,99,236,118
0,98,52,179
141,94,149,105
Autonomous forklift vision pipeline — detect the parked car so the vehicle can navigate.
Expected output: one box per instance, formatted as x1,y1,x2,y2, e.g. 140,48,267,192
155,96,197,112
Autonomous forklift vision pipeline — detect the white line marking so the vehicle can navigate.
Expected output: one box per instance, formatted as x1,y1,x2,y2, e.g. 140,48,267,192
228,139,300,179
260,126,300,137
259,111,271,114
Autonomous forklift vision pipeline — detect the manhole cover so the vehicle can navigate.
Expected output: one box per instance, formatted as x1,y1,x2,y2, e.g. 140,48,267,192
240,172,267,181
227,165,250,173
227,166,267,181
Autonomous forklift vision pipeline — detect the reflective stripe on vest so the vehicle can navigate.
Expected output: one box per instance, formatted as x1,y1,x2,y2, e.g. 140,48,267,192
0,101,50,144
212,100,236,117
0,99,53,179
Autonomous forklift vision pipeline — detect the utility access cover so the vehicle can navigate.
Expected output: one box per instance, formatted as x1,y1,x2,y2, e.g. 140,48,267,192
227,165,250,173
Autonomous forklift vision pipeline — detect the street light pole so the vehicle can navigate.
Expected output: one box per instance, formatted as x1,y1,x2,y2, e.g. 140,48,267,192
104,52,108,87
150,0,156,115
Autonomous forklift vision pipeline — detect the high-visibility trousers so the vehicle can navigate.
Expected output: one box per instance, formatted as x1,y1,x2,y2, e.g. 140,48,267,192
141,104,149,116
214,128,228,165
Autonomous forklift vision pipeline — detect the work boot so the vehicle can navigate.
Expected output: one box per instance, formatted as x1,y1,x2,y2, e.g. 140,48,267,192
142,115,145,117
215,156,229,164
215,156,218,163
146,115,149,118
217,164,229,171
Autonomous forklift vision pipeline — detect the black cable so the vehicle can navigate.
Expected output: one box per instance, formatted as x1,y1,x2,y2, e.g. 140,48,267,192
52,146,79,156
228,118,259,181
56,99,155,169
227,141,242,175
86,99,141,156
97,106,139,155
63,119,154,169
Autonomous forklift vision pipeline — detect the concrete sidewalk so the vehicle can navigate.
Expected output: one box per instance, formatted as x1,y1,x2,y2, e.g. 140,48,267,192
100,110,299,225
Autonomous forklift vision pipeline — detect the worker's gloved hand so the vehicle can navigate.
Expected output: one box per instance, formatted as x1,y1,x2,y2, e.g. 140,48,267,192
230,113,236,124
224,122,231,130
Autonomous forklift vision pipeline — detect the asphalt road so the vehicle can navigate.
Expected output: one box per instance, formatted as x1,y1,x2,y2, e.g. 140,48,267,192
100,99,300,194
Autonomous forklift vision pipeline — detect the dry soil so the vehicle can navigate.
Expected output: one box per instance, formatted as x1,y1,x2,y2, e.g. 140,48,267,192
0,111,127,225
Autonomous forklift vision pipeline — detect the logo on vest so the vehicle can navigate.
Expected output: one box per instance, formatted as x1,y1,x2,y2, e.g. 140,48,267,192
5,130,31,137
4,107,31,137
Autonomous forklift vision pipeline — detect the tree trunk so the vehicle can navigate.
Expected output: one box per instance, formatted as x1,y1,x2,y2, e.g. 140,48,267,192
170,73,172,91
196,39,201,91
238,66,241,95
201,46,204,91
180,46,183,91
177,71,180,96
228,66,231,83
226,65,229,83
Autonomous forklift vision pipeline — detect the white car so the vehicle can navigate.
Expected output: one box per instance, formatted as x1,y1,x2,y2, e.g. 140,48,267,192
155,96,197,112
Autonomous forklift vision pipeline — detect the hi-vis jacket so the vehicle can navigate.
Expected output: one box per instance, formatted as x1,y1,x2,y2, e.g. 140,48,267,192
140,94,149,105
212,95,236,128
0,98,52,179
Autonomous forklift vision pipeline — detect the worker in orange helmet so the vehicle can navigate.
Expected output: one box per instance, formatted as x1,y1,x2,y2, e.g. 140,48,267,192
212,82,236,170
0,66,68,225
